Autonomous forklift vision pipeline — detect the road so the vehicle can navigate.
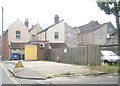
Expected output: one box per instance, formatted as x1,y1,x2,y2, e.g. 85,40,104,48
0,60,40,86
46,74,119,84
0,62,15,85
0,59,119,86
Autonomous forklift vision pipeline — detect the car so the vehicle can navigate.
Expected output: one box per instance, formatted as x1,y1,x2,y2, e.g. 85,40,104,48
101,50,120,65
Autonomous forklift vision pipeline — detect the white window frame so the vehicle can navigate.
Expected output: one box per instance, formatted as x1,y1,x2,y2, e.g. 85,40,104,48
16,31,21,39
54,32,59,39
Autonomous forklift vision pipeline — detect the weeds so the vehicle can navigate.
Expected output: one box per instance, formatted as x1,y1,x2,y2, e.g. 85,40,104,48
88,64,120,74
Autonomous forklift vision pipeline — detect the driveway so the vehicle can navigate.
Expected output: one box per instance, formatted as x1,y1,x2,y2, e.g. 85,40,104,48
13,60,92,77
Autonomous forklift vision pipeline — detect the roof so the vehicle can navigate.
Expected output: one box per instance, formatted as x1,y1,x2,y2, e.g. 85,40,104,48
3,30,8,37
36,20,64,35
80,23,108,34
78,21,99,31
11,42,28,49
7,19,28,30
28,23,42,32
78,22,112,34
49,43,67,48
28,25,36,32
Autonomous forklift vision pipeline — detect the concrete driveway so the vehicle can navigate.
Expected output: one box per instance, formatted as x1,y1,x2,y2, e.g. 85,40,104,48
14,60,92,77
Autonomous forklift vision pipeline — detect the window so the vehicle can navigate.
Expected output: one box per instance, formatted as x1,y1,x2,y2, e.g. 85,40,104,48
54,32,59,39
68,33,72,37
16,31,21,39
31,35,36,41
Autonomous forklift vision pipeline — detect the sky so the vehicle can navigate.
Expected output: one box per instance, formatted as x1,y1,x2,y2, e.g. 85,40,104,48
0,0,116,35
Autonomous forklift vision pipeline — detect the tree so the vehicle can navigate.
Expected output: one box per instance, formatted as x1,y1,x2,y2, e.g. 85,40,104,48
96,0,120,56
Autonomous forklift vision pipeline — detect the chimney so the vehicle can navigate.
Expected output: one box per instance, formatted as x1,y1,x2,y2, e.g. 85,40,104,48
54,14,59,24
24,19,29,27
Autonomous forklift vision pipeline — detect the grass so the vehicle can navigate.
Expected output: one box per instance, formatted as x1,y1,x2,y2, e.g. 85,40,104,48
88,64,120,74
45,64,120,79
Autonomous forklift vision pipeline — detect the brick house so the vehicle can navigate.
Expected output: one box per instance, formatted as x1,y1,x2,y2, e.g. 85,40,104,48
76,21,117,46
2,30,9,59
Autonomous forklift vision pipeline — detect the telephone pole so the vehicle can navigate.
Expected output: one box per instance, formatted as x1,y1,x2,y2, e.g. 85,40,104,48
2,7,4,60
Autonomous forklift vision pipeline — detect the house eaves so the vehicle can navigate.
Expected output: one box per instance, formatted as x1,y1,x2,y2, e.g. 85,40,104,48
49,43,67,48
28,25,36,32
36,20,64,36
10,42,28,49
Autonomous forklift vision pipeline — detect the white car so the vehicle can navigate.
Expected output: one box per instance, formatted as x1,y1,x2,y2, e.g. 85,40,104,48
101,50,120,64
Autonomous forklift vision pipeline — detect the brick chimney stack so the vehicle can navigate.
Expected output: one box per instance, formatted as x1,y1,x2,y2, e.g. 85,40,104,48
24,19,29,27
54,15,59,24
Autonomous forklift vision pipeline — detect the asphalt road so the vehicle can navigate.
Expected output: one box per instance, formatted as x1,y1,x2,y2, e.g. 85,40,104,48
0,59,119,86
0,62,14,85
45,74,119,84
0,61,40,86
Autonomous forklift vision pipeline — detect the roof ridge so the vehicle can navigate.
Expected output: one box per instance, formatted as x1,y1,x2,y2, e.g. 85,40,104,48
80,22,109,34
36,19,64,35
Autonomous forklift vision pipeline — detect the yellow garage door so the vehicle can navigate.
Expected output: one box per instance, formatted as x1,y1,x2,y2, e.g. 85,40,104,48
25,45,37,60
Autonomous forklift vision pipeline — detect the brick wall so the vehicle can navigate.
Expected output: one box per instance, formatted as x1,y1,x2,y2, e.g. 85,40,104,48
3,30,9,60
37,43,49,60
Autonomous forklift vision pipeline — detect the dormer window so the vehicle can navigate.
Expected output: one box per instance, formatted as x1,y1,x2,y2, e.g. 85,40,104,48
16,31,21,39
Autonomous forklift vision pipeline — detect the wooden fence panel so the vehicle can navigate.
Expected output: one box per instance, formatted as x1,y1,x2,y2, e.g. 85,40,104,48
95,46,101,65
77,48,81,65
80,47,84,65
83,47,88,65
48,45,101,66
91,46,96,65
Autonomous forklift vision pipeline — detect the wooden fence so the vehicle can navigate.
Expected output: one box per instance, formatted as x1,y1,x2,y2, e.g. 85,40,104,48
48,45,101,66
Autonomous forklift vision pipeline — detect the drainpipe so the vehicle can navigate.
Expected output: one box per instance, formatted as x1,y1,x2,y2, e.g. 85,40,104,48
9,42,11,60
21,46,22,60
45,31,47,41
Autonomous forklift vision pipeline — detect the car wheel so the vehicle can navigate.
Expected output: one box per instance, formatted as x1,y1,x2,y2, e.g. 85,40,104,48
104,60,109,64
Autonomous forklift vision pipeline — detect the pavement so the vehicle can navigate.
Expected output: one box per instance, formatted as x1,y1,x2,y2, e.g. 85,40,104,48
2,61,45,80
1,60,107,80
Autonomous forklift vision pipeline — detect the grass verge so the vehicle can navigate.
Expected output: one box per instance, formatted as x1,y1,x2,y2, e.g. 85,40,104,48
88,64,120,74
45,64,120,79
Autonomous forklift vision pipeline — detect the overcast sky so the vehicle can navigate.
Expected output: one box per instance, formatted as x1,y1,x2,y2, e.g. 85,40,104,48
0,0,116,35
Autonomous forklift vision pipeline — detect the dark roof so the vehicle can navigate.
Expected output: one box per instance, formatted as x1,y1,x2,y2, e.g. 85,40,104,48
36,20,64,35
80,23,108,34
11,42,27,49
78,21,99,31
49,43,67,48
78,22,112,34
